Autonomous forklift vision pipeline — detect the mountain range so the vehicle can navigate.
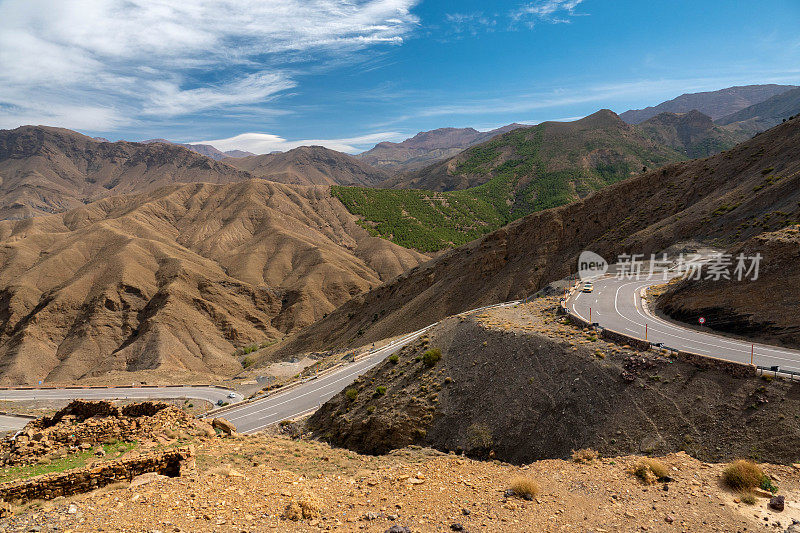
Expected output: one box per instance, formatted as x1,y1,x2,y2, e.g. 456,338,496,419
223,146,391,186
356,124,528,172
619,84,798,123
331,109,748,251
266,114,800,360
0,180,425,385
0,126,252,220
141,139,255,160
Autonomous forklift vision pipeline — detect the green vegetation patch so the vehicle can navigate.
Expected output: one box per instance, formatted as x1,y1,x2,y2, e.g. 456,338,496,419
334,125,654,251
0,441,138,484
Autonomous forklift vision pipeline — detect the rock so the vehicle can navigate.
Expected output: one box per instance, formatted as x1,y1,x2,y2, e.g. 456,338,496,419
665,515,674,524
364,511,379,520
130,472,170,488
406,477,424,484
769,495,785,512
94,448,106,457
67,504,77,514
385,527,411,533
451,523,465,531
211,418,237,435
462,508,471,516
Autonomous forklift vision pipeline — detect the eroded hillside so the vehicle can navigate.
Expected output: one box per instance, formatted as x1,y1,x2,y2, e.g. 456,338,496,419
0,180,426,385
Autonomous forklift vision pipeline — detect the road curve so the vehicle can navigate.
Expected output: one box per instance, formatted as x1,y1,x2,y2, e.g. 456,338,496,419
0,386,243,405
567,275,800,373
215,300,521,434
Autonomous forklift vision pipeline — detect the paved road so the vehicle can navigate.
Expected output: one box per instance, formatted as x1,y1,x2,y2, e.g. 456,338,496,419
0,386,243,405
0,414,33,432
218,328,432,433
0,300,514,434
567,274,800,373
216,300,521,434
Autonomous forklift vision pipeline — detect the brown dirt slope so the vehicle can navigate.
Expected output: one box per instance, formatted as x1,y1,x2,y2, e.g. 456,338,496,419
657,225,800,350
5,434,797,532
267,116,800,357
0,126,252,220
224,145,391,186
0,180,426,385
308,300,800,465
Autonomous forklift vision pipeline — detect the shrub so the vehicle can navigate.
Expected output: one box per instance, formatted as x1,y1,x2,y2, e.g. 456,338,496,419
572,448,600,464
631,458,669,484
388,354,399,364
721,460,766,491
509,476,539,500
422,348,442,367
242,356,255,368
345,388,358,401
374,386,387,397
466,423,493,449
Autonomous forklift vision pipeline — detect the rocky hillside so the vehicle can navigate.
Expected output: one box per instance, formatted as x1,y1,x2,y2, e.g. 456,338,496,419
638,110,747,158
224,146,390,186
0,126,252,220
267,115,800,357
658,225,800,350
0,180,426,385
308,300,800,464
356,124,527,171
619,84,797,123
717,87,800,135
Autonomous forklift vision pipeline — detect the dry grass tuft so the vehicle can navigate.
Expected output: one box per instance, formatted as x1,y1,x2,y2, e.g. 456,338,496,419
721,460,765,491
740,491,757,505
283,494,321,521
631,458,668,484
509,476,539,500
572,448,600,464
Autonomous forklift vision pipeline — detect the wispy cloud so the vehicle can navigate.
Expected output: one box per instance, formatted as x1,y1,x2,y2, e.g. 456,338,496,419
0,0,420,130
511,0,586,26
444,12,497,36
196,131,407,154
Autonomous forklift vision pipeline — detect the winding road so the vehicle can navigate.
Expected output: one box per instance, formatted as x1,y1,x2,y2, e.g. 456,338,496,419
566,274,800,373
1,273,796,435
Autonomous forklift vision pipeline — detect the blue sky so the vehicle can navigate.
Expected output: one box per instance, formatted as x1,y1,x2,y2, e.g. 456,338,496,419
1,0,799,153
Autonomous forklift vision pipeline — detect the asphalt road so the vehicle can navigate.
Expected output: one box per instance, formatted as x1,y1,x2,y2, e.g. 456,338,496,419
567,275,800,373
0,386,243,405
217,327,432,433
0,415,33,432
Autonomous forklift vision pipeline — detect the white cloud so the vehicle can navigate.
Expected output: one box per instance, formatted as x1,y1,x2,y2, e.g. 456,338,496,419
0,0,419,130
197,131,407,154
512,0,585,26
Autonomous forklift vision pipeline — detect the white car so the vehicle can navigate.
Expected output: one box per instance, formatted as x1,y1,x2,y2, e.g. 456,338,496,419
227,392,237,399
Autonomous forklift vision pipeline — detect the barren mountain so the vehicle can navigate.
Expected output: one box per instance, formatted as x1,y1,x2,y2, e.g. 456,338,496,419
0,180,426,385
224,146,390,186
356,124,528,171
0,126,252,220
267,115,800,358
637,110,747,158
140,139,254,160
717,87,800,135
657,225,800,350
620,84,797,124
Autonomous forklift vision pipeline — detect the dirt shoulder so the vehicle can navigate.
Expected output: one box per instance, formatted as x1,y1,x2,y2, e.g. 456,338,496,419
3,433,799,532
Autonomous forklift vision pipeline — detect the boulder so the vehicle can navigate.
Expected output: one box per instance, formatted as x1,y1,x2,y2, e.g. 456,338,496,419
769,495,785,512
211,418,237,435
